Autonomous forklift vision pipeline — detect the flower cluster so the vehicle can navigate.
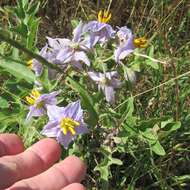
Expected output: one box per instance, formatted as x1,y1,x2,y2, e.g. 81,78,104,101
25,89,88,149
28,10,147,104
25,10,147,148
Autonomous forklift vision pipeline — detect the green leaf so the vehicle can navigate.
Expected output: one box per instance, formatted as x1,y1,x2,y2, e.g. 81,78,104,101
16,0,25,18
139,117,170,131
142,130,166,156
0,97,9,108
161,118,173,128
150,140,166,156
145,46,159,69
27,1,40,15
11,22,28,38
121,97,136,125
110,157,123,165
94,161,109,181
66,77,98,126
22,0,29,10
71,19,80,29
141,130,157,141
27,17,40,49
40,67,52,91
94,146,122,181
131,62,141,72
120,97,134,118
162,121,181,132
0,59,36,83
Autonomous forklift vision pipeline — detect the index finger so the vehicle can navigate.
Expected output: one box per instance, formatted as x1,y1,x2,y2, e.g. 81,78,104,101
0,138,61,189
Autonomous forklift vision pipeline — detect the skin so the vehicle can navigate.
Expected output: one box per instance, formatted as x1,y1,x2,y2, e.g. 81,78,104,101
0,133,86,190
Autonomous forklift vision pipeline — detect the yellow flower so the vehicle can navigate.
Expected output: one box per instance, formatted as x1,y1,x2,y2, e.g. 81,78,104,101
60,117,80,135
133,37,148,48
27,59,33,69
26,89,41,105
98,10,111,23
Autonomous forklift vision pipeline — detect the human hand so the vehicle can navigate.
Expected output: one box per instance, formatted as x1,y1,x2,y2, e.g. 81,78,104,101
0,133,86,190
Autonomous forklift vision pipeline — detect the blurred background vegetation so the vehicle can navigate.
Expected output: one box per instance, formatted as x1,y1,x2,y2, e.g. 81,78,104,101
1,0,189,46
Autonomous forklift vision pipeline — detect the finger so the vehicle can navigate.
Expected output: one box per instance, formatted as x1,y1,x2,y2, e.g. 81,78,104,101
10,156,86,190
0,134,24,157
61,183,85,190
0,138,61,189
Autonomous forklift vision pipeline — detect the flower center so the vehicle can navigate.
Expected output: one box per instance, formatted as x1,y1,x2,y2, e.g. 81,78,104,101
100,77,107,85
26,89,41,105
70,42,80,50
60,117,80,135
98,10,111,23
133,37,148,48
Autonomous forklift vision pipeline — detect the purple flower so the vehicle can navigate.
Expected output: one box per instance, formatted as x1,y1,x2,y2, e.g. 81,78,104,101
47,22,91,69
88,71,121,104
56,48,90,69
31,45,49,76
29,44,63,79
46,37,71,51
41,100,89,149
83,21,115,47
26,90,59,120
114,26,135,63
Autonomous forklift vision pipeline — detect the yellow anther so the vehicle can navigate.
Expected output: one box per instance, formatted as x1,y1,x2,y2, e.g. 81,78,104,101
98,10,111,23
133,37,148,48
25,89,41,105
27,59,33,69
62,127,67,135
26,96,35,105
68,127,76,135
31,89,41,99
60,117,80,135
